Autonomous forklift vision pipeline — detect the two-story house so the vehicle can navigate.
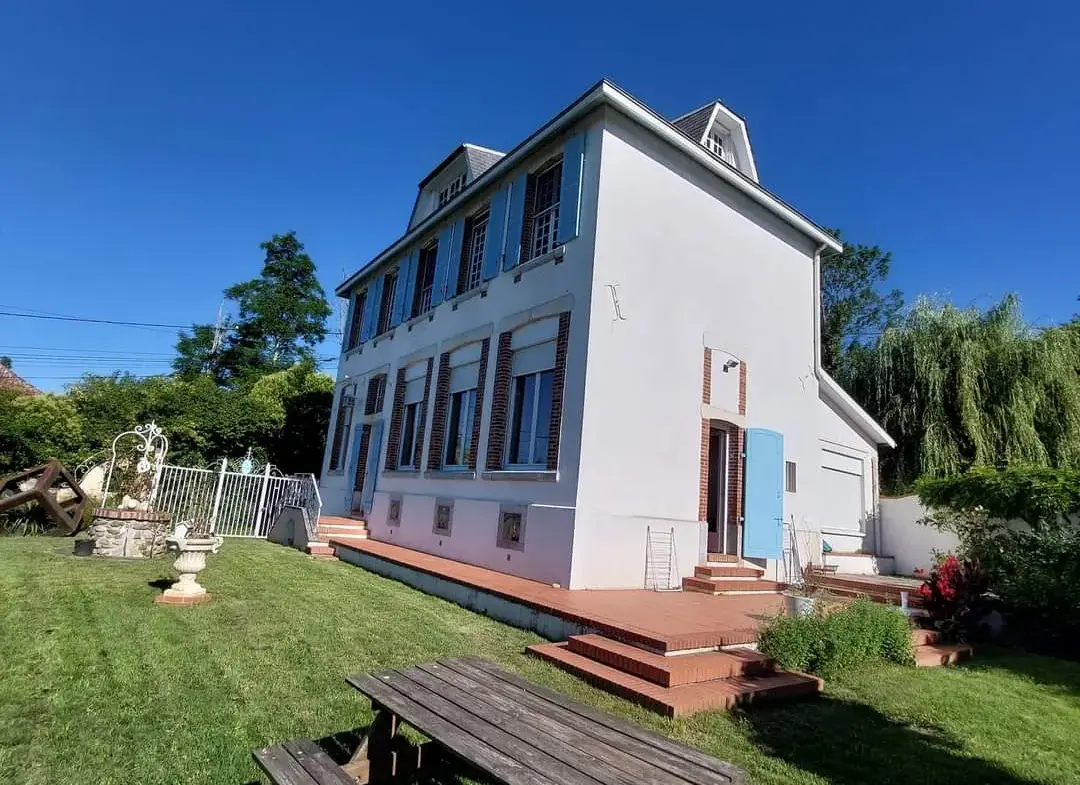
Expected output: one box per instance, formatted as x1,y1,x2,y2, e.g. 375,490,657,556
319,80,894,590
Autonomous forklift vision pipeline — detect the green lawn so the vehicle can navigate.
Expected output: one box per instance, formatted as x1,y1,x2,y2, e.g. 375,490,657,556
1,537,1079,785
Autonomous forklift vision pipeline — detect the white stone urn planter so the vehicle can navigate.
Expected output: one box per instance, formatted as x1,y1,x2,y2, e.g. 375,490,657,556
156,528,222,606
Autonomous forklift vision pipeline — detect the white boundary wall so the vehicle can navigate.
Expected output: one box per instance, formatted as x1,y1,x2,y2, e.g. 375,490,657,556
880,495,960,575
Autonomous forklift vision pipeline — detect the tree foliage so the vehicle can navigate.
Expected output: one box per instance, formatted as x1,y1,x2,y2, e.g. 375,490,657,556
0,365,333,475
820,229,903,373
174,232,332,386
839,295,1080,492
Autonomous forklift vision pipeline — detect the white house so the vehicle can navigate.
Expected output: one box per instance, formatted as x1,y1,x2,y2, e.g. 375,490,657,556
319,80,895,590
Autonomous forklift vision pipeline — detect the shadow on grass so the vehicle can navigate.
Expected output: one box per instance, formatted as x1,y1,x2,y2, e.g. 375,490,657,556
147,577,174,591
740,696,1043,785
959,647,1080,697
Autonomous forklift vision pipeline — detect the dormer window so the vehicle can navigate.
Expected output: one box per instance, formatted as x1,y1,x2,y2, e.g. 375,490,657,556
437,173,466,208
705,130,734,164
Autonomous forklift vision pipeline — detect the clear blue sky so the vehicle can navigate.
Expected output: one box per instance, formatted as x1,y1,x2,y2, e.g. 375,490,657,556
3,1,1077,391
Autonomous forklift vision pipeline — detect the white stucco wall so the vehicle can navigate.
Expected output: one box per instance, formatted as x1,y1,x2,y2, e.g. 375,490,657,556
317,117,604,587
573,112,827,585
816,396,880,554
880,495,961,575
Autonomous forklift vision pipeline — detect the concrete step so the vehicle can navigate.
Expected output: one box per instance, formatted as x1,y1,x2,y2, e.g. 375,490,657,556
915,643,974,668
317,523,368,539
527,642,821,717
694,565,764,579
682,577,783,595
567,634,773,687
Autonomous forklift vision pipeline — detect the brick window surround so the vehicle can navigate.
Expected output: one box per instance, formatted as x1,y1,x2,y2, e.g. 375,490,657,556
699,351,748,532
428,338,490,471
486,314,569,472
385,359,434,472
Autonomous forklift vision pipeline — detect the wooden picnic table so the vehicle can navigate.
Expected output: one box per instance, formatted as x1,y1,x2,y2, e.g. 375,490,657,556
254,655,746,785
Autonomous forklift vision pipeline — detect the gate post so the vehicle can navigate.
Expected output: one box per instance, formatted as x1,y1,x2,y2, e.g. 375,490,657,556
209,458,228,534
253,463,273,537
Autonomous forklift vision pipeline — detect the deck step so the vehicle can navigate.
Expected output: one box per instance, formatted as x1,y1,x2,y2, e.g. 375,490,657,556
810,581,924,608
682,577,783,595
915,643,974,667
567,635,772,687
694,565,764,579
317,524,368,539
306,543,338,559
911,628,941,646
527,642,820,717
706,553,739,563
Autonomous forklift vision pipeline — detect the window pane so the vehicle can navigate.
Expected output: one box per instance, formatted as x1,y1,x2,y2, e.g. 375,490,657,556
460,389,476,465
532,370,554,464
445,392,463,466
509,375,536,465
400,403,417,466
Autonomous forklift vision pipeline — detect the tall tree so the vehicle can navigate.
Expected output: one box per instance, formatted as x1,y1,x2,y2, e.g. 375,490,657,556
820,229,903,373
0,356,11,368
174,232,332,385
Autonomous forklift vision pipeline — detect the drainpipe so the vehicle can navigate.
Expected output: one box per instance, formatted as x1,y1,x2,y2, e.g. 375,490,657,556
812,242,828,378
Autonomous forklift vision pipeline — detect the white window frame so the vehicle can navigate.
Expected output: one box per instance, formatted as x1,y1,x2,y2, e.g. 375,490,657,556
705,130,734,165
463,210,488,294
529,160,562,260
399,401,421,469
506,369,554,468
444,387,477,469
327,383,356,473
377,270,398,335
412,242,438,318
437,172,466,208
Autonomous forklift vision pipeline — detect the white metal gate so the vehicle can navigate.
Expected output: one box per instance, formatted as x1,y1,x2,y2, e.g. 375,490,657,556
153,459,319,538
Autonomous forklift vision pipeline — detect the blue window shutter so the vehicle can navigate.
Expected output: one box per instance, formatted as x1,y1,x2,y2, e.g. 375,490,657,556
438,219,465,302
556,132,586,245
743,428,785,559
395,250,419,324
481,185,509,281
430,224,456,307
503,172,529,271
362,275,384,339
343,294,357,350
361,420,384,514
358,283,374,342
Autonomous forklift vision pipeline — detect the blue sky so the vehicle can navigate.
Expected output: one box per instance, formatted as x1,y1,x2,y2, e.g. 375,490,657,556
2,1,1077,391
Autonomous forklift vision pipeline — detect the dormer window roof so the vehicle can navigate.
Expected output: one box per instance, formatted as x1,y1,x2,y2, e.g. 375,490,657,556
673,99,758,182
408,143,506,229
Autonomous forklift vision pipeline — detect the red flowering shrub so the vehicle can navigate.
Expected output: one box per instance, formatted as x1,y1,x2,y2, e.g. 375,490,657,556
919,554,989,642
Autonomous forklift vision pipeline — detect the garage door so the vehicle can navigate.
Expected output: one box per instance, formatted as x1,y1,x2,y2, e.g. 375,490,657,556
820,449,864,531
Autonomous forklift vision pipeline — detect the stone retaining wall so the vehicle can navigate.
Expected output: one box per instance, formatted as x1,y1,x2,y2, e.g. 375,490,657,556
89,508,171,558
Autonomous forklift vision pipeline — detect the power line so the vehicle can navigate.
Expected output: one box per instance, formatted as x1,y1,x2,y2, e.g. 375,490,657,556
0,309,343,335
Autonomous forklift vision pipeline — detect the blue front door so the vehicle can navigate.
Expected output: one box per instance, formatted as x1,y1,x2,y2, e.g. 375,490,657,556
743,428,784,559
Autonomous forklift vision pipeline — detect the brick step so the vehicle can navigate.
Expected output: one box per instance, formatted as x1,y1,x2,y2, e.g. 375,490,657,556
682,577,783,595
527,642,821,717
317,524,368,539
915,643,974,668
567,634,773,687
318,515,367,526
694,565,764,579
307,543,338,560
706,553,740,563
911,628,941,646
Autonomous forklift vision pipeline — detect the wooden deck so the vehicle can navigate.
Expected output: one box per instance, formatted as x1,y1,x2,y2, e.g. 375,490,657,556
347,656,747,784
329,536,783,652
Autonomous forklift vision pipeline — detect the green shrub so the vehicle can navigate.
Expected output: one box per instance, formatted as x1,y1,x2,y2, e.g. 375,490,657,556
759,599,914,677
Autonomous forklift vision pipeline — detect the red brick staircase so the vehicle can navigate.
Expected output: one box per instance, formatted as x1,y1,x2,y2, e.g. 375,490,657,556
681,553,785,596
913,628,975,667
527,633,821,717
307,515,367,559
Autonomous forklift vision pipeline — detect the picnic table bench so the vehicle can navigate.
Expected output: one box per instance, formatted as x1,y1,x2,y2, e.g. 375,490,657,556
253,655,746,785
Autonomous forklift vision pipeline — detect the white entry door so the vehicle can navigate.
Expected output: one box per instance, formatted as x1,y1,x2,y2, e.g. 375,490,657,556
820,449,865,531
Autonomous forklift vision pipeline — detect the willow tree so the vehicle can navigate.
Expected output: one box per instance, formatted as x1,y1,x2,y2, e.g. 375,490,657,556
840,295,1080,492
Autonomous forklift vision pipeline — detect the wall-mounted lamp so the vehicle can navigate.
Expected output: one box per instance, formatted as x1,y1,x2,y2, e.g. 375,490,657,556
722,359,740,372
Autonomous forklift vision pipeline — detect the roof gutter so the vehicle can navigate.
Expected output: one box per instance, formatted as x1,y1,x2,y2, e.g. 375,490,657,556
337,80,842,297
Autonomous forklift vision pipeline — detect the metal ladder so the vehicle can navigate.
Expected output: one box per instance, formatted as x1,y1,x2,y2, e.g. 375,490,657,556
644,526,679,591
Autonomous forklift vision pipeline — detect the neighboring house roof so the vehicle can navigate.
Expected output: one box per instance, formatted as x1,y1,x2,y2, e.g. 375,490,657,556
339,79,841,297
0,365,39,396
